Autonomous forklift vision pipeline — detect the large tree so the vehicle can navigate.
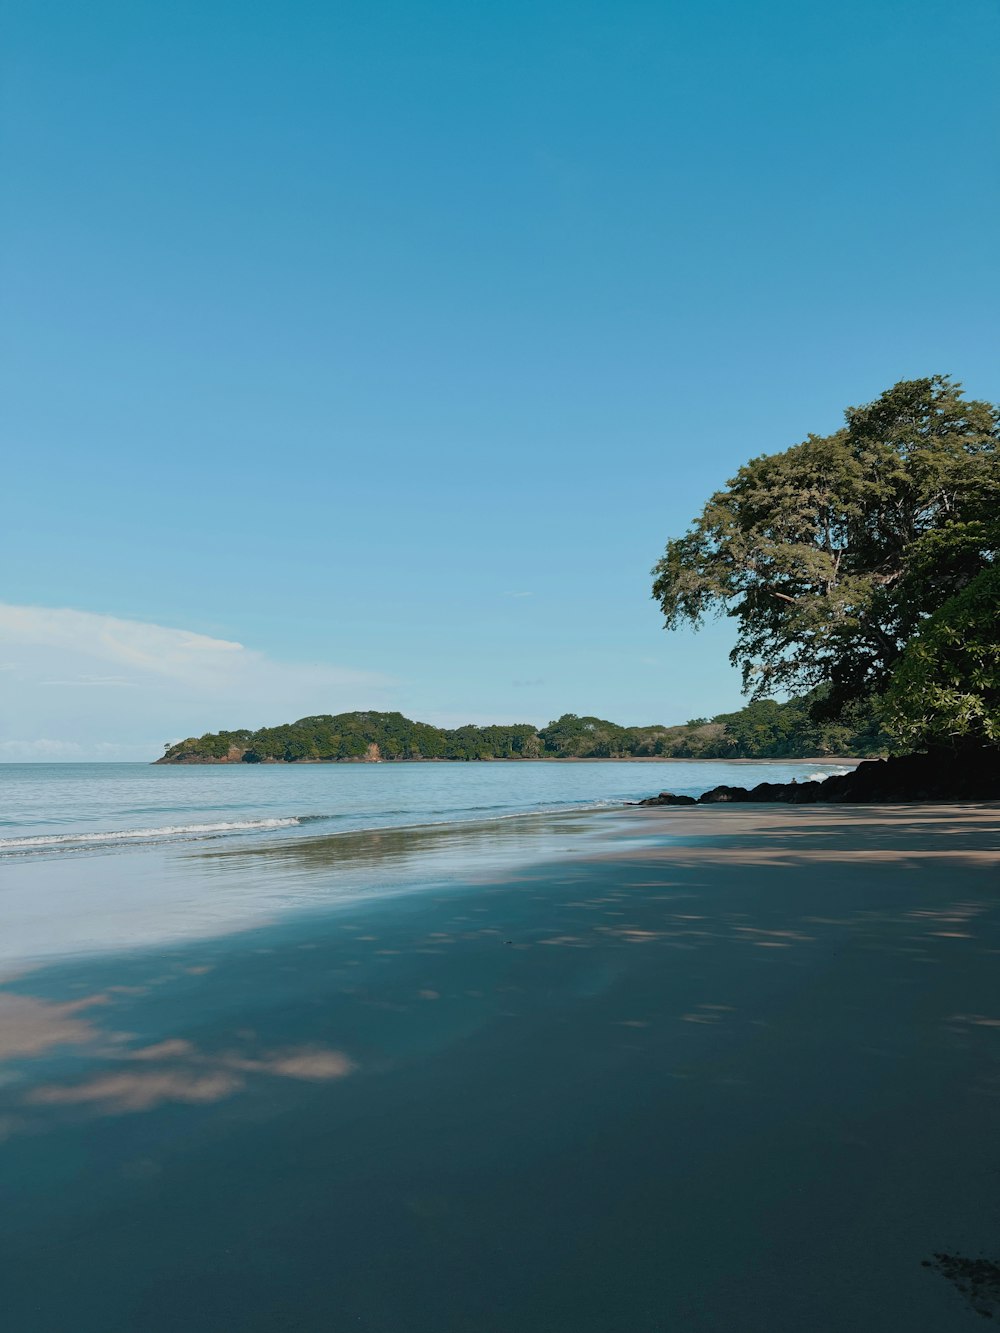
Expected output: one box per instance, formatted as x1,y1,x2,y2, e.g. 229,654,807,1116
884,565,1000,749
651,376,999,724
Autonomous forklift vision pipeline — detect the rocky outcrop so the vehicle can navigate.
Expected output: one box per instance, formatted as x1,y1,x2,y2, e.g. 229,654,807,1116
636,749,1000,806
164,744,249,765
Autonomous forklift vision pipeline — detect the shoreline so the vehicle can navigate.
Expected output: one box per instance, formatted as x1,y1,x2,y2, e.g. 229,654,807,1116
155,754,865,766
622,798,1000,848
0,758,864,880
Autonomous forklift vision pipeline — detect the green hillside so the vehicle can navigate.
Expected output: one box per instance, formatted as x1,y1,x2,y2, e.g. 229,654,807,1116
158,692,892,763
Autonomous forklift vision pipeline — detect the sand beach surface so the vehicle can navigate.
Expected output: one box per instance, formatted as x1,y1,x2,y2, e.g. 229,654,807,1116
1,802,999,1331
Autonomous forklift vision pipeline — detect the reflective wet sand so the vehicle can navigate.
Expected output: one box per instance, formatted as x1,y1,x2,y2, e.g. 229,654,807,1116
1,804,999,1330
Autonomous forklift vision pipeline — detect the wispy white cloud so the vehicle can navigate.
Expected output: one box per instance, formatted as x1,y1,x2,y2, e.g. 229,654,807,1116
0,604,245,682
0,604,394,760
0,738,90,760
39,676,140,687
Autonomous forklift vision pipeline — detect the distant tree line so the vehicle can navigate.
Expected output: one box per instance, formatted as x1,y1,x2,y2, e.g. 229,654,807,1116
158,691,891,764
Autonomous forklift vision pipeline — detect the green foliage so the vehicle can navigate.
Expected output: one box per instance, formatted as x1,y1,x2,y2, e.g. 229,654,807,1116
160,696,891,764
537,714,634,758
651,377,999,720
884,567,1000,748
710,689,890,758
172,729,254,759
161,713,540,764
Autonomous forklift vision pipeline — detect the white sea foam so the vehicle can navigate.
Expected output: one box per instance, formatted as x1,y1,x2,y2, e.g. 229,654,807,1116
0,817,300,850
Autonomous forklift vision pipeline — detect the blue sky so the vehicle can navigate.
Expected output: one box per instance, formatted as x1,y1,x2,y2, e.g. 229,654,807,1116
2,0,999,758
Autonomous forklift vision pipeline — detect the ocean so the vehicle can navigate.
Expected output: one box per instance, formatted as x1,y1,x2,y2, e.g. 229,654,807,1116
0,757,852,857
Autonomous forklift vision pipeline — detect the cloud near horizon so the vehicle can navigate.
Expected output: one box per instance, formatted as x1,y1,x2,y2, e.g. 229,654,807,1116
0,604,394,760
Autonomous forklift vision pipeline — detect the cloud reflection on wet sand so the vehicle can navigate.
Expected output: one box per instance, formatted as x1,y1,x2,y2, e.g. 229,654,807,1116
28,1068,243,1112
0,978,355,1123
24,1040,355,1116
0,992,116,1060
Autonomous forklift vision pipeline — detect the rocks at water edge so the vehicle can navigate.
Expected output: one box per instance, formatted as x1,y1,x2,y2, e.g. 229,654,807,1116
634,749,1000,806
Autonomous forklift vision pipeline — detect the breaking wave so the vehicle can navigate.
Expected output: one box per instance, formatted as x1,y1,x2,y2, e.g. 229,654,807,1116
0,798,628,858
0,817,301,851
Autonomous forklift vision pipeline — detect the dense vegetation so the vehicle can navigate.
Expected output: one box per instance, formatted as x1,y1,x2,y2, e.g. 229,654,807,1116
159,691,890,764
652,376,999,754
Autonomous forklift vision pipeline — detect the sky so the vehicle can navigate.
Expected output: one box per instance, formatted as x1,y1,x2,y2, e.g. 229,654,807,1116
2,0,999,759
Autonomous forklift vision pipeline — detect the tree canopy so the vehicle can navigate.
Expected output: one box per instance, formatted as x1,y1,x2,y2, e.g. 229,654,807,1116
651,376,999,747
884,566,1000,749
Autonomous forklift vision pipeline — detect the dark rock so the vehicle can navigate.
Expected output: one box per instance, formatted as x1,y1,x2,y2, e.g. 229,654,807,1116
635,748,1000,808
698,785,747,803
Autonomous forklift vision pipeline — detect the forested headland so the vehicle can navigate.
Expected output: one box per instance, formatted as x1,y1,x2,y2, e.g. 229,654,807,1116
157,690,887,764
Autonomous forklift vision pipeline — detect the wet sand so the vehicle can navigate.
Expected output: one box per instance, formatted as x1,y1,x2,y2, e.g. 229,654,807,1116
1,803,999,1331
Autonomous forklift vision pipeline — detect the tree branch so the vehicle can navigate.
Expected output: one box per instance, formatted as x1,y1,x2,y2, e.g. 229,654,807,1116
861,618,900,661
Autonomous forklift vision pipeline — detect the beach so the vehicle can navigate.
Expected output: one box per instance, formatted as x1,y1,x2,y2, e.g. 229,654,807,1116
2,801,999,1331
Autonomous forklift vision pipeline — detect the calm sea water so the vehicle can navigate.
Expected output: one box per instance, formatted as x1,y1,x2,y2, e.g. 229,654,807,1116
0,758,852,857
